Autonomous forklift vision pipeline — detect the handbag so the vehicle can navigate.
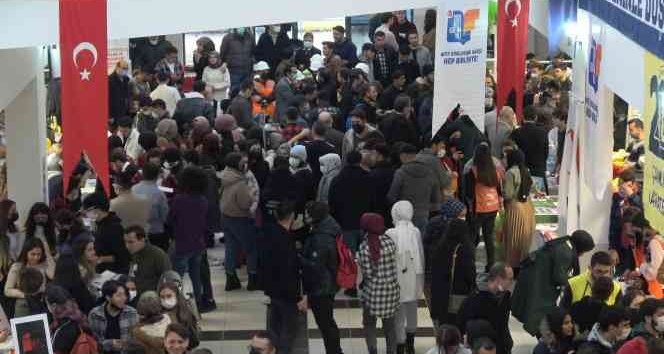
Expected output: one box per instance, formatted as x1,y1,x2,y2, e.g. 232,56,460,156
447,243,467,314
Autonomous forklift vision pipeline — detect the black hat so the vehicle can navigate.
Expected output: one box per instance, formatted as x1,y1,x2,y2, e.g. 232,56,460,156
570,230,595,254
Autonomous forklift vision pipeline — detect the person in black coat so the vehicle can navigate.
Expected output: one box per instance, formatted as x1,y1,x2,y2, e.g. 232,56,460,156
83,193,130,275
46,284,88,354
255,25,294,75
378,71,407,111
172,80,215,136
430,218,476,328
378,94,420,148
193,37,215,81
396,46,420,85
294,32,321,71
261,156,298,220
373,31,399,88
133,36,172,74
328,151,374,253
53,254,95,314
109,60,131,122
458,263,514,354
509,106,549,192
366,141,395,227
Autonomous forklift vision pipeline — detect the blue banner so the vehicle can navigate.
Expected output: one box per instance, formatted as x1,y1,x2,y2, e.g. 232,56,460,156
579,0,664,60
548,0,577,57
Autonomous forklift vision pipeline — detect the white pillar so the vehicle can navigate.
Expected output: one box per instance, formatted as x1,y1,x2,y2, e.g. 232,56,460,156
3,48,47,220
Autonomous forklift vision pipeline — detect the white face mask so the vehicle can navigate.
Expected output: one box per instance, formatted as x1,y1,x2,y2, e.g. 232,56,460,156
149,39,159,45
161,298,177,309
617,327,631,341
303,41,313,49
129,290,137,301
655,316,664,332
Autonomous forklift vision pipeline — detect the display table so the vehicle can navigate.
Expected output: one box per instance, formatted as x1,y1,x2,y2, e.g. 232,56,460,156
532,196,559,224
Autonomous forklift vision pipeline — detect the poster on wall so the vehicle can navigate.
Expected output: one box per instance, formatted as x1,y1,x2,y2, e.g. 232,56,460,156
107,39,130,74
582,16,613,200
432,0,489,133
643,51,664,231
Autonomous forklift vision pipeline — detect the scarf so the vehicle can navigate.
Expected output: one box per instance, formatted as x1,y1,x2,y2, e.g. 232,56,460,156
387,200,424,275
361,213,386,266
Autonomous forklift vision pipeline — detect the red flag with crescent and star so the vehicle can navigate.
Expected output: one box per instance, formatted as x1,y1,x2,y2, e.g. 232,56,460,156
497,0,530,120
59,0,110,195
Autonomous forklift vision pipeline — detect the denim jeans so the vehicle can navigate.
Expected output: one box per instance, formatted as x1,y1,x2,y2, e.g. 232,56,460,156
173,250,203,305
268,298,299,354
230,72,249,93
223,216,257,275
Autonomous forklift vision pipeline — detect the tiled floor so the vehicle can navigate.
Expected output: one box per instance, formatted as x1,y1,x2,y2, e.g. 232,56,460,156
189,241,538,353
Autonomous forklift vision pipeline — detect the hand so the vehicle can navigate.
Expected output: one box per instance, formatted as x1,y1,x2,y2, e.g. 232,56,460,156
111,340,125,350
297,297,308,312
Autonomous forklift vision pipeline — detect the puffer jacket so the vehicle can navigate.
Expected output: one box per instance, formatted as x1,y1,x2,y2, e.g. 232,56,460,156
300,216,340,297
388,160,440,220
220,168,253,218
317,153,341,203
220,32,254,75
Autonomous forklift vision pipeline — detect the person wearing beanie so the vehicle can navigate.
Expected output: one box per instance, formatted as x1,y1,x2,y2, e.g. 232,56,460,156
512,229,595,336
214,114,245,154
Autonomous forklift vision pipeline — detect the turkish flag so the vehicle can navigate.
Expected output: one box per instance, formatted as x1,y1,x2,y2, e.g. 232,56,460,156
59,0,110,195
497,0,530,120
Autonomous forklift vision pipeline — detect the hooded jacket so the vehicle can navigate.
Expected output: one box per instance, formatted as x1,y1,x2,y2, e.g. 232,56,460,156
416,148,451,191
329,164,373,230
317,154,342,203
301,216,340,297
386,201,425,302
388,160,440,220
220,168,253,218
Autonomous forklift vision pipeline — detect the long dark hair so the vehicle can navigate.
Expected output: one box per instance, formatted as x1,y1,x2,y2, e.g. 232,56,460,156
17,237,47,266
436,325,462,352
473,143,499,187
53,253,93,313
158,282,198,335
25,202,56,252
506,149,532,202
545,307,575,353
0,199,17,234
425,9,437,34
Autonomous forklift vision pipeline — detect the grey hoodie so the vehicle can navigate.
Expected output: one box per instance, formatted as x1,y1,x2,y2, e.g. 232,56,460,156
388,160,440,220
416,148,451,190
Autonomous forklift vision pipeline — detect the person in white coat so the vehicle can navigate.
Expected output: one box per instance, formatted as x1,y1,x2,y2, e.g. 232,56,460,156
202,51,230,104
386,200,425,354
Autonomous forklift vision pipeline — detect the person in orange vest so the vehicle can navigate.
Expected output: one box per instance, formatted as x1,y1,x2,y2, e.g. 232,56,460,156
635,220,664,299
251,61,276,122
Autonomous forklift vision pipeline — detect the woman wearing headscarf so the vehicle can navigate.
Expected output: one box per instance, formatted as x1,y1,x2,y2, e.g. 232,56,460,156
386,201,425,354
202,51,230,105
502,149,536,272
214,114,245,155
429,215,476,328
358,213,400,354
193,37,215,81
316,153,342,203
189,116,212,150
289,145,316,216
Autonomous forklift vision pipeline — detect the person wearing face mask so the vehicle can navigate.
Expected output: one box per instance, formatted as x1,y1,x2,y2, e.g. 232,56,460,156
457,263,514,354
289,145,316,215
578,306,632,354
132,291,173,354
221,153,259,291
158,280,200,349
0,199,24,261
108,60,131,122
82,192,131,275
341,108,383,160
262,201,305,354
317,153,342,203
220,27,255,92
294,32,321,71
88,280,139,354
416,131,451,201
630,298,664,340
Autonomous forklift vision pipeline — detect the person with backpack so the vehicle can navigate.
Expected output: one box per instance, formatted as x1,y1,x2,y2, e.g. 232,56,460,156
463,143,504,273
46,284,95,354
300,202,343,354
386,201,424,354
357,213,400,354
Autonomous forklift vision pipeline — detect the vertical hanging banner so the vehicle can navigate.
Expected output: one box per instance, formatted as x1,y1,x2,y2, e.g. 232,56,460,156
59,0,109,195
644,51,664,231
432,0,489,133
496,0,529,119
582,16,612,200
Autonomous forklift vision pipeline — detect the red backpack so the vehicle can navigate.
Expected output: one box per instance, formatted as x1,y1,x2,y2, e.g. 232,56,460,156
69,330,98,354
336,235,358,289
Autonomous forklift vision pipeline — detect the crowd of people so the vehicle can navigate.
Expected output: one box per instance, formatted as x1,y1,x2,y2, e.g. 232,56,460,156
2,8,659,354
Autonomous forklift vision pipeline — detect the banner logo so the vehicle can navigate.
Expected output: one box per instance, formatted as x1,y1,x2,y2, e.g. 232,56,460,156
73,42,99,81
447,9,480,44
505,0,523,27
588,38,602,93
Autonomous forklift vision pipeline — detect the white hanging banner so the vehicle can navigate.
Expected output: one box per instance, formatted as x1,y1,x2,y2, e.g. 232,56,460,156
582,16,613,200
432,0,489,133
107,38,130,74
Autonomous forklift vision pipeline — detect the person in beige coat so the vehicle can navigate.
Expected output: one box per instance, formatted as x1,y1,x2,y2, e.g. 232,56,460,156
110,171,150,232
